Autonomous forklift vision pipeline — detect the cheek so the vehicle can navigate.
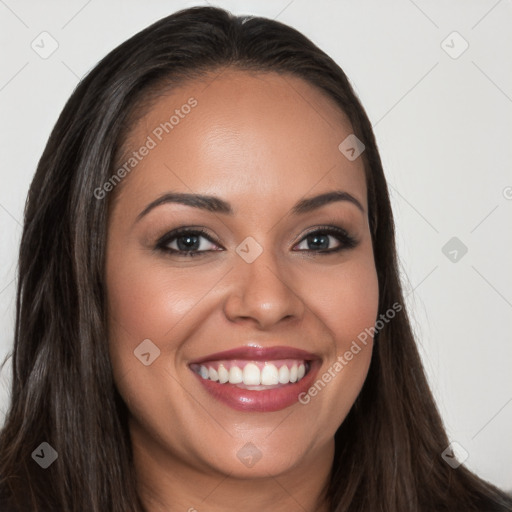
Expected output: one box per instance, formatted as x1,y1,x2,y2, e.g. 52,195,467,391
105,255,210,441
106,255,216,342
104,250,184,386
303,255,379,349
295,253,379,430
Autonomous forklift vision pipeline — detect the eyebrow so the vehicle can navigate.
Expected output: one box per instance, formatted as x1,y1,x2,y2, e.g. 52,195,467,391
135,190,365,222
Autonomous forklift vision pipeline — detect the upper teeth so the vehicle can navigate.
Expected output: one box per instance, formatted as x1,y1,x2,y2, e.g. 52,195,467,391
195,360,307,386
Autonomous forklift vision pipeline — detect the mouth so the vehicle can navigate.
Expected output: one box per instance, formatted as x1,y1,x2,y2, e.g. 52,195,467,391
189,346,321,412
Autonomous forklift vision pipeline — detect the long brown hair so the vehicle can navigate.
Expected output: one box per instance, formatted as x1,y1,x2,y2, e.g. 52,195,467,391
1,6,510,511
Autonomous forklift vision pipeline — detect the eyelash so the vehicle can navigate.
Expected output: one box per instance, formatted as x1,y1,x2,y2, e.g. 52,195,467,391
155,226,358,258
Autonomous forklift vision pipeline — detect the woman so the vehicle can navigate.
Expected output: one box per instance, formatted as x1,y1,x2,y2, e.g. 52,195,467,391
0,6,510,511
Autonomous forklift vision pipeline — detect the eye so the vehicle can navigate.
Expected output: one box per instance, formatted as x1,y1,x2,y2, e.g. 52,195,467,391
293,226,358,254
156,228,222,257
155,225,358,258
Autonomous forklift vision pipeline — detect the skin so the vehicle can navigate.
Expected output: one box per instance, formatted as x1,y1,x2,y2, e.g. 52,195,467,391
105,68,379,512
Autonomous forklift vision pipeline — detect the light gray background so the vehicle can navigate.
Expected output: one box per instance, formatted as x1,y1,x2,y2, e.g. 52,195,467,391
1,0,511,491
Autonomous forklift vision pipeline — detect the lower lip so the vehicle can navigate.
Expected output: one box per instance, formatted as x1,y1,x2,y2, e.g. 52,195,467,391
191,361,321,412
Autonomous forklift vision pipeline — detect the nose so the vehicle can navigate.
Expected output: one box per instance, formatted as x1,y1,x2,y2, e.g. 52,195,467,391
222,246,306,330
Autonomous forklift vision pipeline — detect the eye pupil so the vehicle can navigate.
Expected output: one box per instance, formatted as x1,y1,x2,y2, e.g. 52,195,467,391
307,233,329,250
177,234,200,251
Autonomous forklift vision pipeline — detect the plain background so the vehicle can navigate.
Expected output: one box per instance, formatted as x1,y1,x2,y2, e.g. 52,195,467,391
0,0,511,491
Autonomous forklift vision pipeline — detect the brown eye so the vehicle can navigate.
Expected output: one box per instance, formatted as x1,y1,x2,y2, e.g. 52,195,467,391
156,228,222,257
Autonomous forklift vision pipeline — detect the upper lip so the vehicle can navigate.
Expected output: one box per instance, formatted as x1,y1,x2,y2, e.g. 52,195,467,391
189,345,320,365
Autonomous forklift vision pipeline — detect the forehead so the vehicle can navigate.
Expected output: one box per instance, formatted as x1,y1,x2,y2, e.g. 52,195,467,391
113,69,367,216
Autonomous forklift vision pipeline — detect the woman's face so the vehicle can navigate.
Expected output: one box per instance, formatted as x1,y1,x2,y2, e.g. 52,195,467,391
106,69,379,481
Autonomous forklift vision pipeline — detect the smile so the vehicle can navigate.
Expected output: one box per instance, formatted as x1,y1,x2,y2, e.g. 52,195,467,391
189,346,321,412
190,359,309,388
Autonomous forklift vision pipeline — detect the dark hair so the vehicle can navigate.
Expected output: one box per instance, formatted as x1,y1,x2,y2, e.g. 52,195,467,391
1,6,510,511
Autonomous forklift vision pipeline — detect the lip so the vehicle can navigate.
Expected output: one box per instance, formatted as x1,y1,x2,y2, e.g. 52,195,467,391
189,345,319,365
189,346,322,412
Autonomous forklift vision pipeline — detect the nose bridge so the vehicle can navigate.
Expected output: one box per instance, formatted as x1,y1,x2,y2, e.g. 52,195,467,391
223,236,304,328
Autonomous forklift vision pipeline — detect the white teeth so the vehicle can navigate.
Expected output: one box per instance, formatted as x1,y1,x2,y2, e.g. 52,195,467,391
195,360,309,387
229,366,243,384
199,365,209,379
289,364,298,383
218,364,229,383
208,367,219,382
278,365,290,384
243,363,261,385
261,364,279,385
